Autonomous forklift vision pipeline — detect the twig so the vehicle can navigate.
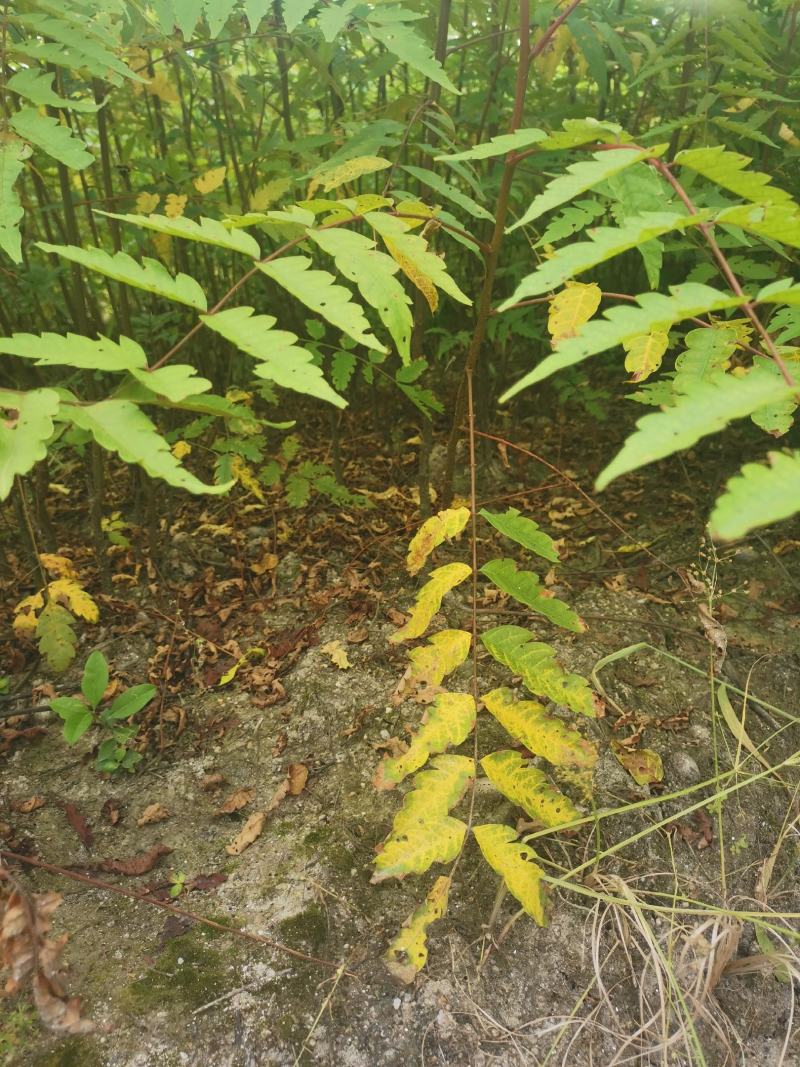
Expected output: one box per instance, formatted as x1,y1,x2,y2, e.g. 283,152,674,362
292,956,349,1066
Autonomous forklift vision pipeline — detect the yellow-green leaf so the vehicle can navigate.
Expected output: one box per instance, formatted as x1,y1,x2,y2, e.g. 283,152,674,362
194,165,227,195
374,693,476,789
473,824,546,925
47,578,99,623
372,754,473,880
481,749,579,827
310,156,392,195
623,330,670,382
384,875,451,983
35,601,77,673
397,629,471,701
389,562,471,643
548,281,601,344
406,506,470,575
613,745,664,786
483,687,598,770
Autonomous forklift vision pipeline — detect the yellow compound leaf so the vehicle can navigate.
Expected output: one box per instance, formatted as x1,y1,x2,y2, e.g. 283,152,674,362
406,506,470,575
47,578,98,623
613,744,664,786
384,876,451,983
481,749,579,827
389,562,471,643
194,165,227,195
38,554,77,578
372,755,473,881
13,591,44,634
623,330,670,383
473,823,546,925
394,629,471,703
483,687,598,770
231,456,265,501
374,693,476,790
548,281,601,344
135,191,160,215
164,193,187,219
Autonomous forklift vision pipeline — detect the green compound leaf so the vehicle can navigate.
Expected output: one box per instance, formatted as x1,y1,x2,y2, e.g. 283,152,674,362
481,558,584,633
373,693,477,790
0,136,27,263
10,108,93,169
36,601,77,673
481,628,600,718
400,165,493,221
7,68,100,113
406,506,470,575
36,244,207,310
384,875,451,984
473,824,546,925
479,507,559,562
435,128,546,163
509,147,658,233
709,450,800,541
64,399,232,496
130,365,213,403
0,387,60,501
0,331,148,371
372,754,474,881
500,284,742,400
258,255,385,352
597,365,798,491
367,17,457,95
395,629,472,702
308,227,412,362
481,749,580,827
201,306,345,408
389,562,472,643
483,687,598,769
675,145,794,207
96,211,261,258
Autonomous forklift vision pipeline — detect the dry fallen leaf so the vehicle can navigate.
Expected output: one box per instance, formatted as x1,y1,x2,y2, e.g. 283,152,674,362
215,787,255,816
100,843,173,876
225,811,265,855
320,639,351,669
287,762,308,796
136,804,170,827
12,796,46,814
200,772,225,791
62,803,93,849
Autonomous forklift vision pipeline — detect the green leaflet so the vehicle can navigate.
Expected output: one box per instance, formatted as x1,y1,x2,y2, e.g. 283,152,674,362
508,147,658,233
675,145,794,207
673,326,738,393
482,688,598,769
479,507,559,562
473,824,546,925
481,627,599,718
307,228,412,362
258,255,385,352
200,306,345,408
0,137,27,263
373,693,476,789
129,365,213,403
709,451,800,541
536,118,631,151
716,203,800,250
500,284,742,401
63,399,233,495
282,0,316,32
400,166,493,221
36,243,207,310
597,366,799,490
0,332,147,371
0,387,60,501
12,12,140,85
435,128,546,163
372,755,473,881
750,355,799,436
500,212,700,306
481,750,580,827
7,68,100,112
481,558,584,633
96,211,261,258
10,108,93,170
367,17,457,95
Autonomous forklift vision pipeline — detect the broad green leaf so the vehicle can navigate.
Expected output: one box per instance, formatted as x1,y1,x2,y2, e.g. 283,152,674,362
258,256,385,352
318,0,359,41
373,694,476,789
36,601,77,673
481,750,580,827
7,68,99,112
709,451,800,541
81,650,108,708
201,306,345,408
368,210,471,311
481,628,600,718
500,284,742,400
97,211,260,258
372,754,473,879
205,0,238,35
536,118,631,151
406,506,470,575
473,824,546,925
0,388,60,501
308,227,412,362
65,399,232,495
130,365,212,402
623,330,670,383
36,244,207,309
282,0,316,31
367,17,457,95
397,629,472,700
509,148,658,233
63,709,93,743
400,165,493,221
675,145,794,207
483,687,598,768
50,696,90,722
597,366,798,490
435,128,546,163
673,325,737,392
481,558,584,633
0,331,148,371
388,562,471,643
548,281,601,344
716,203,800,250
479,508,559,562
106,683,157,720
0,137,27,262
384,875,451,983
11,108,93,169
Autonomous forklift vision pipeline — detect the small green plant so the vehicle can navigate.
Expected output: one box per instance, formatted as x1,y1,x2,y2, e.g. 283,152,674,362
0,1003,37,1065
49,650,156,772
169,871,187,898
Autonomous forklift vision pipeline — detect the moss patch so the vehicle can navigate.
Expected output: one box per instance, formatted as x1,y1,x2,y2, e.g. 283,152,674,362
122,929,232,1012
278,903,328,954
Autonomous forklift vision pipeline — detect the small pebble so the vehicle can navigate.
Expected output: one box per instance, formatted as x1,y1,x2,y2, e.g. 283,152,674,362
392,997,401,1010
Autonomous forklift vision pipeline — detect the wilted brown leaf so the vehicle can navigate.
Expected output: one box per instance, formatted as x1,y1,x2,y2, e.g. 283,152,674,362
225,811,265,855
136,804,170,827
62,803,93,849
